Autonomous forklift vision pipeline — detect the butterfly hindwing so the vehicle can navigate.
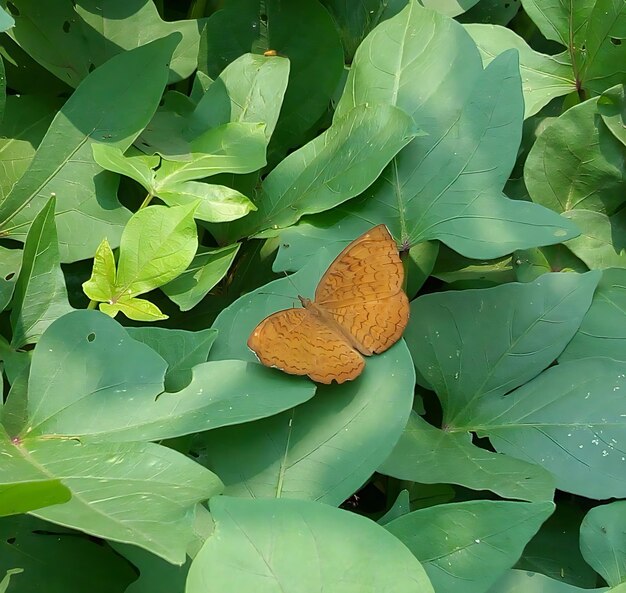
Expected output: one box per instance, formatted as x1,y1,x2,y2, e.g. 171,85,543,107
247,308,364,384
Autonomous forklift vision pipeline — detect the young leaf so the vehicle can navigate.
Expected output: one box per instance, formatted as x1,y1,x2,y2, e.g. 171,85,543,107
91,144,159,194
100,295,168,322
0,35,179,262
187,497,435,593
82,238,116,303
10,196,72,348
115,203,199,297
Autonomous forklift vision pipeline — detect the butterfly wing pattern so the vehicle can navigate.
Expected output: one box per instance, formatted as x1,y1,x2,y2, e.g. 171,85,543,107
247,224,409,384
247,308,365,384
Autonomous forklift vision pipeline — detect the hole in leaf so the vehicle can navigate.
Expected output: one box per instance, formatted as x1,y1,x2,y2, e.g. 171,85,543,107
6,2,19,16
4,272,14,281
62,20,70,33
6,537,16,544
260,13,267,23
610,37,622,46
88,63,95,73
87,333,96,342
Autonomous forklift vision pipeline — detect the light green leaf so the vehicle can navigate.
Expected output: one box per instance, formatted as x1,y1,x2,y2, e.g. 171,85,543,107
378,490,411,525
154,122,267,188
115,203,198,297
100,295,168,322
0,36,178,262
187,497,435,593
379,411,555,502
599,84,626,147
386,500,554,593
91,144,159,192
563,209,626,269
4,436,222,564
162,244,240,311
159,182,256,223
186,53,290,142
0,6,14,31
10,196,72,348
203,250,414,505
472,357,626,499
580,501,626,587
525,98,626,216
407,271,600,425
21,311,315,442
560,268,626,363
488,569,608,593
0,569,22,593
222,103,417,240
421,0,479,17
82,238,116,303
126,326,217,392
465,23,574,117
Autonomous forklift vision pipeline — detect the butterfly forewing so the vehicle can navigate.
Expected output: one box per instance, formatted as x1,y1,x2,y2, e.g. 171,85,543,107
247,308,365,384
314,224,409,355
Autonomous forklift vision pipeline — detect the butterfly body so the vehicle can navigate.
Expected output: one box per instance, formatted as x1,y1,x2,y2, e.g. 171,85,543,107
248,225,409,384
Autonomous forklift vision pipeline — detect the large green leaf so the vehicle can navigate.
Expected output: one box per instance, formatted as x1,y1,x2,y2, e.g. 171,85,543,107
465,24,574,117
599,84,626,147
525,98,626,216
379,411,555,502
580,501,626,587
0,36,178,262
221,103,417,241
277,3,578,264
471,357,626,499
406,271,600,425
200,0,344,151
560,268,626,363
9,197,72,348
0,432,221,564
488,570,609,593
20,311,314,442
0,515,136,593
386,500,554,593
187,497,435,593
7,0,202,86
204,250,414,505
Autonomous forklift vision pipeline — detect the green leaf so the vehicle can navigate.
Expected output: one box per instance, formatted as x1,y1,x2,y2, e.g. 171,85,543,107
91,144,159,193
562,209,626,269
298,4,578,260
599,84,626,147
0,247,22,313
200,0,344,151
521,0,595,48
387,500,554,593
22,311,315,442
472,357,626,499
407,271,600,425
0,515,136,593
580,501,626,587
525,98,626,216
560,268,626,363
513,245,587,282
0,35,179,262
82,238,116,303
161,244,240,312
378,489,411,525
465,24,574,117
154,122,267,188
0,569,22,593
187,497,435,593
379,411,555,502
126,326,218,392
488,570,608,593
115,203,198,297
101,295,168,322
421,0,479,17
222,103,417,240
186,53,290,142
203,249,414,505
0,6,14,32
9,196,72,348
159,182,256,223
1,433,221,564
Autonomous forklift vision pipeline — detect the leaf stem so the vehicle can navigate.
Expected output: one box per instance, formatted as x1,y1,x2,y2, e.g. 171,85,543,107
87,300,98,310
139,193,154,210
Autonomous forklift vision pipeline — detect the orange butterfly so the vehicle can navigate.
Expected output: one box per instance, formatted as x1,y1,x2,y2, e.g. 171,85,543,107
248,225,409,384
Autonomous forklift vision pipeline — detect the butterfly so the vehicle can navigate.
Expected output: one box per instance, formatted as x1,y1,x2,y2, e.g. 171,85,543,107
247,225,409,384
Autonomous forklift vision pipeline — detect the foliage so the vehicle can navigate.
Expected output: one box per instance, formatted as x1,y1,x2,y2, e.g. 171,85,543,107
0,0,625,591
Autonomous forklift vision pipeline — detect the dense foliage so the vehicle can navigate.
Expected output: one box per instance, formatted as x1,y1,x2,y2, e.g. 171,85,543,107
0,0,625,591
